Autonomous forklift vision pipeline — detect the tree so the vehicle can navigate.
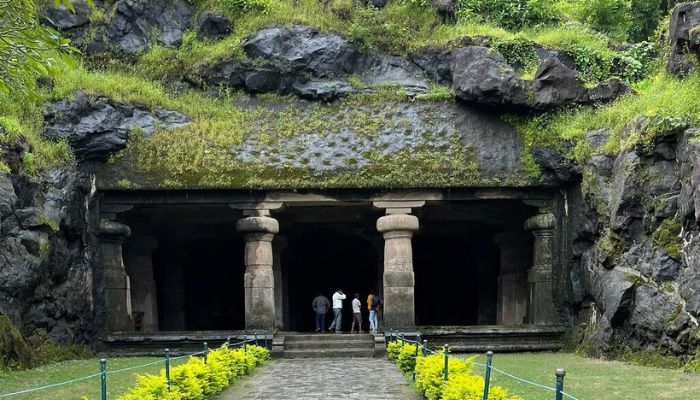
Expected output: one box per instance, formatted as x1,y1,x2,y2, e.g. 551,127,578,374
0,0,85,96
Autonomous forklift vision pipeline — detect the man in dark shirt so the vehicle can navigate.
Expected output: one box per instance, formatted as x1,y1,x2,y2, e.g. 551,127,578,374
312,292,331,332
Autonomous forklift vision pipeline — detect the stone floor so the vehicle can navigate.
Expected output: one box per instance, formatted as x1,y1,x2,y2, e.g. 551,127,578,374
217,358,422,400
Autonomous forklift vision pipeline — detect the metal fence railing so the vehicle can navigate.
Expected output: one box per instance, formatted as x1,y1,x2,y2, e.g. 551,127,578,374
0,333,271,400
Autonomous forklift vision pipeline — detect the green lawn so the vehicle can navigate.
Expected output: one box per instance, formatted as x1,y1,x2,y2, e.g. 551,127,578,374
462,352,700,400
0,356,191,400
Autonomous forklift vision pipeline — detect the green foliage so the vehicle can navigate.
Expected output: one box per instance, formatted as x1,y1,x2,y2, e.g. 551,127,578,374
493,37,540,78
563,0,632,41
388,342,520,400
683,348,700,373
628,0,663,41
0,0,83,96
219,0,272,14
618,41,656,82
652,219,683,259
517,73,700,166
118,344,269,400
25,330,92,367
454,0,560,31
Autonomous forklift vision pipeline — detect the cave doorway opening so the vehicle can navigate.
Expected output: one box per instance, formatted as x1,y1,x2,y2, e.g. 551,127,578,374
152,238,245,331
283,225,381,332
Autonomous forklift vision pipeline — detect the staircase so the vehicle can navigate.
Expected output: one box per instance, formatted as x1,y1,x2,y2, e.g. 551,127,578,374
279,333,380,359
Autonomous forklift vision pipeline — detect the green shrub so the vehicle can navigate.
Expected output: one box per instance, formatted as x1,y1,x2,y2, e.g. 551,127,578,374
218,0,273,14
652,219,683,260
565,0,632,41
118,344,269,400
454,0,560,31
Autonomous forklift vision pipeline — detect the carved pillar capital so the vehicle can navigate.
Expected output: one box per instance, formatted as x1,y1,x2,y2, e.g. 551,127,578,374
99,220,131,243
377,214,419,235
237,216,279,235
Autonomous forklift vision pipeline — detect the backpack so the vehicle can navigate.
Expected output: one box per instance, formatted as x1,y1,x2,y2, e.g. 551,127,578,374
371,295,381,310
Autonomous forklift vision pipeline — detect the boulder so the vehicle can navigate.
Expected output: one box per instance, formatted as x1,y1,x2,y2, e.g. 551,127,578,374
587,79,632,103
532,58,588,108
197,12,232,41
451,46,528,106
42,1,91,30
243,26,362,78
630,284,690,341
585,128,610,150
43,91,189,161
667,2,700,76
532,147,583,184
107,0,193,53
411,47,453,84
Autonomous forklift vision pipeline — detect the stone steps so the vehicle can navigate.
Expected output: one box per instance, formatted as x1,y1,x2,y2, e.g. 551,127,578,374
280,333,380,359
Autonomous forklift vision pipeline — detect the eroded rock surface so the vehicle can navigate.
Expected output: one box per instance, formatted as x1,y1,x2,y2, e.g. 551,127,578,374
43,91,189,161
667,2,700,75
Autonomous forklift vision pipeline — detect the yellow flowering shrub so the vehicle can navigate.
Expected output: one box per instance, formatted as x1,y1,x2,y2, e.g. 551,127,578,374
388,341,520,400
118,344,269,400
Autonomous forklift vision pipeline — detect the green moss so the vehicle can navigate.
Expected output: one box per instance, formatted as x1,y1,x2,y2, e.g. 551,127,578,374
652,219,683,260
595,229,624,266
516,72,700,168
0,315,33,370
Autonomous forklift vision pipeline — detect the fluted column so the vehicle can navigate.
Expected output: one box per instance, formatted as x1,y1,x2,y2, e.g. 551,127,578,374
524,211,559,325
236,215,279,331
377,213,419,329
493,232,530,325
99,220,133,332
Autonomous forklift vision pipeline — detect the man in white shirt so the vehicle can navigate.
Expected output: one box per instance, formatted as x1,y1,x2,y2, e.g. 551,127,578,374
350,293,362,333
328,289,346,333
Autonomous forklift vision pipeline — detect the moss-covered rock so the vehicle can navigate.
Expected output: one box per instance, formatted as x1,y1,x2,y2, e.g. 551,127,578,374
0,314,33,370
652,219,683,260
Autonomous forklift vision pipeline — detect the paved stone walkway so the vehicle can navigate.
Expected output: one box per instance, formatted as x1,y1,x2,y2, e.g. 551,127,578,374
218,358,422,400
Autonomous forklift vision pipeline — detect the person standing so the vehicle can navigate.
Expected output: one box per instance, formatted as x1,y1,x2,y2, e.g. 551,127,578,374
312,292,331,332
367,289,382,334
328,289,346,333
350,293,362,333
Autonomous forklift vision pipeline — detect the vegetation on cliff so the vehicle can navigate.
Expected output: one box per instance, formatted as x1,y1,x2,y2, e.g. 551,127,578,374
0,0,698,186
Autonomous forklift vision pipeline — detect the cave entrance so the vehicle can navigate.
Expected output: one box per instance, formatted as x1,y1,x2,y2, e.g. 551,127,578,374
413,202,533,326
123,205,246,332
282,224,381,332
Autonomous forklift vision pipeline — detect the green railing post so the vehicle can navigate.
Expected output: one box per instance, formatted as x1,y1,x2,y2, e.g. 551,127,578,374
443,344,449,382
226,336,231,347
264,334,269,350
203,342,209,364
100,358,107,400
555,368,566,400
413,338,420,381
482,351,493,400
254,333,258,346
400,333,404,345
422,340,428,357
244,337,248,353
165,348,171,392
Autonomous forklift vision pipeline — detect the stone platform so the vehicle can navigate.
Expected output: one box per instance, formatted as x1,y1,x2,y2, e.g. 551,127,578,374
101,325,565,356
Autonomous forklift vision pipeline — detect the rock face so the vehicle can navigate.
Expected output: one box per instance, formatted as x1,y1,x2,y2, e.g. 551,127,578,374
451,46,529,106
667,2,700,76
572,123,700,358
451,52,630,109
107,0,193,53
199,25,430,99
43,91,189,161
0,169,97,345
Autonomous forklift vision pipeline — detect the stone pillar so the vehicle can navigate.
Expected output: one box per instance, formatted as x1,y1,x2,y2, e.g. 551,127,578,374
493,232,530,325
124,236,159,332
272,236,288,331
377,213,419,329
236,214,278,331
99,220,133,332
524,210,559,325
